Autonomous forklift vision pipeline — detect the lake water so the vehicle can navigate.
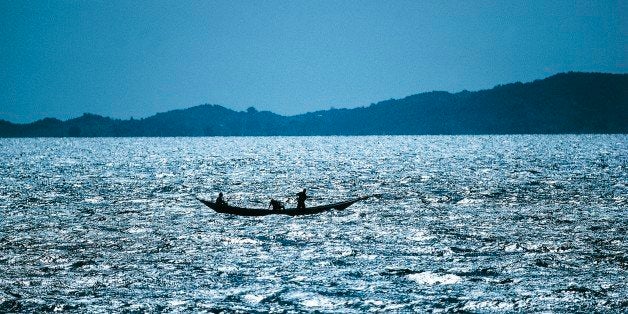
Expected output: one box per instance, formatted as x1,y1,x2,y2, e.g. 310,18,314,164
1,135,626,312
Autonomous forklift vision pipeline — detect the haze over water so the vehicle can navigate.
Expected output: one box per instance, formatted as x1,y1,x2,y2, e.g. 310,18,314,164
1,135,626,312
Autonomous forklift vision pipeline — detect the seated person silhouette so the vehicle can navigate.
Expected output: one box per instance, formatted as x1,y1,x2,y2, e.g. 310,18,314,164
216,192,227,207
268,198,285,211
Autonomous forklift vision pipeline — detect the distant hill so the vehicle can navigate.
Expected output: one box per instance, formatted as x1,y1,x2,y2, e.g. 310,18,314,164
1,72,626,137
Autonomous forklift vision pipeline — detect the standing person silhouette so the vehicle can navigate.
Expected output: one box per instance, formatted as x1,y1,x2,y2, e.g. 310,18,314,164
296,189,307,209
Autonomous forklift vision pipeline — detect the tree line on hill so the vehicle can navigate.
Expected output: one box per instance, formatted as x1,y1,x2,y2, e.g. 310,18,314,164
0,72,626,137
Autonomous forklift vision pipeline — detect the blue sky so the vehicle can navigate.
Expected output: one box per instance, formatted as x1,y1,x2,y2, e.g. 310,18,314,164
1,1,625,123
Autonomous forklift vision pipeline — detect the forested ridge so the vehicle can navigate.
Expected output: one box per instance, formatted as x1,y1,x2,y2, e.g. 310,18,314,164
1,72,626,137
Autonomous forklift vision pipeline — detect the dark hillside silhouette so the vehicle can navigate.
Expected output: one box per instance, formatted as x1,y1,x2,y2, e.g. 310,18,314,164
1,72,626,137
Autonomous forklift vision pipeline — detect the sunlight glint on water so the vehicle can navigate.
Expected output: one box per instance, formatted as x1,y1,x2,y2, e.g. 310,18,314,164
0,135,626,312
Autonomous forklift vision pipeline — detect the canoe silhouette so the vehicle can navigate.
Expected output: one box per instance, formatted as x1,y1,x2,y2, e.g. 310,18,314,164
197,196,367,216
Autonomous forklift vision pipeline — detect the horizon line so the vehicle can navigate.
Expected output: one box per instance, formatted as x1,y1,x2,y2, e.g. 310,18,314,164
2,70,625,125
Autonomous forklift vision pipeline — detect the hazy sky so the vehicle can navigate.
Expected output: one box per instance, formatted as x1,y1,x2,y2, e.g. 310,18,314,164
1,1,625,123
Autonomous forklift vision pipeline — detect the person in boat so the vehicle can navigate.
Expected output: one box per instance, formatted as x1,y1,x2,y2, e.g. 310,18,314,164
296,188,307,209
268,198,285,211
216,192,227,207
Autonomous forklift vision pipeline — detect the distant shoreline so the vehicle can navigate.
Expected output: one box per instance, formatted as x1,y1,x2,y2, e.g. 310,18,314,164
1,72,626,137
2,133,627,139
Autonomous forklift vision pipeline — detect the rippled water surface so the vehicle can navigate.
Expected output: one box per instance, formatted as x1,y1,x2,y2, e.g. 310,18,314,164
1,135,626,312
